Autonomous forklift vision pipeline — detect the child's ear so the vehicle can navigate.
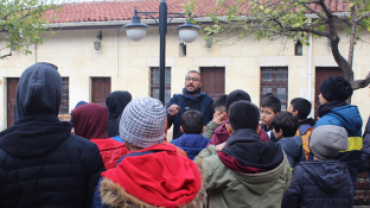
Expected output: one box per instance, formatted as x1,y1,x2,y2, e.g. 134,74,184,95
180,126,184,134
256,125,261,134
293,110,299,117
225,123,233,135
201,126,205,134
280,128,284,136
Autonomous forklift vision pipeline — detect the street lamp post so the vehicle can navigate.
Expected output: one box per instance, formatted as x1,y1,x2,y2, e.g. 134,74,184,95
124,0,200,105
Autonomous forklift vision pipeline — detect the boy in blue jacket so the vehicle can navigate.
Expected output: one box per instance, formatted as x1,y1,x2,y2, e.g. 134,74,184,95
315,75,363,192
172,110,210,159
273,112,306,169
282,125,353,208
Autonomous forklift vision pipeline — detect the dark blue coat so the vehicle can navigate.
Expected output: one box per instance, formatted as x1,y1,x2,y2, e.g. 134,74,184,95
171,134,210,160
0,63,105,208
314,105,363,191
166,89,214,140
277,136,306,169
282,161,353,208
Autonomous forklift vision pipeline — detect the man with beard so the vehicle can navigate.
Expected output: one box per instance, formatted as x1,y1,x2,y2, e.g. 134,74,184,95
167,70,214,140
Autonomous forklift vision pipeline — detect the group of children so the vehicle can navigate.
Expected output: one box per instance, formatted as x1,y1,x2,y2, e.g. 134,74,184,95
3,62,364,208
66,75,363,207
162,75,359,207
80,76,362,208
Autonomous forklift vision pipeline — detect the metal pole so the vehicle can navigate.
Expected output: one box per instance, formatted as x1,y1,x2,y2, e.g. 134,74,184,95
159,0,167,105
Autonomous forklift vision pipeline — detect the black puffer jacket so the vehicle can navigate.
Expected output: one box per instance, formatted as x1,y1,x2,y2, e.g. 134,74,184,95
281,161,353,208
0,63,105,208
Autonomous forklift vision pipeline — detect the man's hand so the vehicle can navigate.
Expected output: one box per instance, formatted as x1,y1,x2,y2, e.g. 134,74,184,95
212,112,226,126
215,142,226,152
168,104,180,116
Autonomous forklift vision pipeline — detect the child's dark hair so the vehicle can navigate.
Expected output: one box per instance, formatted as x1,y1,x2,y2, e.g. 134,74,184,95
228,101,260,131
272,112,299,137
181,110,204,134
261,95,281,113
261,93,275,104
212,94,228,113
290,98,312,120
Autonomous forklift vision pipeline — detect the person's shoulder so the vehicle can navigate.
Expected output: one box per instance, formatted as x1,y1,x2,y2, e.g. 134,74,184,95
64,134,99,152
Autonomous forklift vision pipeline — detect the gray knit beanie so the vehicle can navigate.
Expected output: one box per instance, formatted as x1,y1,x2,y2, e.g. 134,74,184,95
310,125,349,160
119,97,166,148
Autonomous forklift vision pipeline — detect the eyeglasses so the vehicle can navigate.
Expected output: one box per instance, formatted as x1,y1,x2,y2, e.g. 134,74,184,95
185,77,200,82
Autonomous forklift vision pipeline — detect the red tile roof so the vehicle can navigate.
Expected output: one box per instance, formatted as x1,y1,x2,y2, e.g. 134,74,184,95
44,0,349,24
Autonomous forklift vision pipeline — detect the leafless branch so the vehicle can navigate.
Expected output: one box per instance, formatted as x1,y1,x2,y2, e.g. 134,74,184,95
351,71,370,89
303,4,327,20
0,48,12,58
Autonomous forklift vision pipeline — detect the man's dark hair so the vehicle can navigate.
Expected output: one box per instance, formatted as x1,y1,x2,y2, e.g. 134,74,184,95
228,101,260,131
261,95,281,113
212,94,228,113
187,70,202,80
272,112,299,137
181,110,204,134
290,98,312,120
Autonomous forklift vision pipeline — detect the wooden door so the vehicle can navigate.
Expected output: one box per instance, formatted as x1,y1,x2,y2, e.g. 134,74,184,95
7,78,19,127
91,78,111,106
315,67,343,119
200,67,225,100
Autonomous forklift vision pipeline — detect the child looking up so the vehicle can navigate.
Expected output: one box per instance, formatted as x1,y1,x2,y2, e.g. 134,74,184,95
172,110,210,160
273,112,306,169
203,94,228,139
261,95,281,142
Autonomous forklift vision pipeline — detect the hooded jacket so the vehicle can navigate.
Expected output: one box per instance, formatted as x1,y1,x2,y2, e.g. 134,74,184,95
195,129,292,208
166,89,214,140
0,63,105,208
209,120,270,145
277,136,306,169
106,91,132,137
282,161,353,208
171,134,210,160
72,103,128,170
315,105,363,190
92,144,206,208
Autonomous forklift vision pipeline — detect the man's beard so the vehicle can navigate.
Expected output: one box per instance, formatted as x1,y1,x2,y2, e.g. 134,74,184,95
185,86,199,95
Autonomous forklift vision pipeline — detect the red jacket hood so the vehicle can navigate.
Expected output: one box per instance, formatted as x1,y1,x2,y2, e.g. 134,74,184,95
71,103,109,140
210,120,230,145
101,143,201,208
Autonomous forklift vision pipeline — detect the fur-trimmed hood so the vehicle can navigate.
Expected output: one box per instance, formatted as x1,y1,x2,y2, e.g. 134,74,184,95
99,176,206,208
97,144,206,208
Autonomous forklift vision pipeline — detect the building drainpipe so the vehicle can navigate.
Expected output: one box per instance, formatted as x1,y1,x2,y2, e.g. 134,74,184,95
307,33,313,113
33,44,37,64
116,29,119,77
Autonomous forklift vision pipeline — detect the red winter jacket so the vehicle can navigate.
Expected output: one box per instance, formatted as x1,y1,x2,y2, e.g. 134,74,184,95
90,138,128,170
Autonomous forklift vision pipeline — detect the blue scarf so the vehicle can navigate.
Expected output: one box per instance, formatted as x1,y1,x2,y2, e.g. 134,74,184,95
183,88,205,102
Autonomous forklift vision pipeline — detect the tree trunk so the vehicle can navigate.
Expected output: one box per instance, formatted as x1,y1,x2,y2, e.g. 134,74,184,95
330,36,354,82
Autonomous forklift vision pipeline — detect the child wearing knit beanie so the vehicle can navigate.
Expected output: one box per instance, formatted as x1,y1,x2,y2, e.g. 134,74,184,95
92,97,205,208
315,75,362,194
282,125,353,208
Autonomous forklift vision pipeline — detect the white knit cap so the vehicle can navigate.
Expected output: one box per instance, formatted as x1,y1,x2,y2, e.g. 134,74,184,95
119,97,166,148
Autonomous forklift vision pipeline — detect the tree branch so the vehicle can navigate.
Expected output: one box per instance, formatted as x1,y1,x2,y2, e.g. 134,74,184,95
0,49,12,58
356,12,370,23
303,4,327,20
318,0,333,18
286,27,331,37
351,71,370,90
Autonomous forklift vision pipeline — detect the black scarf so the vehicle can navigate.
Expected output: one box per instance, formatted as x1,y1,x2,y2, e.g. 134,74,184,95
222,129,283,170
318,100,348,118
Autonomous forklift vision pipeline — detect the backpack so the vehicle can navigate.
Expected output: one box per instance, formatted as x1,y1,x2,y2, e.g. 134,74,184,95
296,127,313,161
